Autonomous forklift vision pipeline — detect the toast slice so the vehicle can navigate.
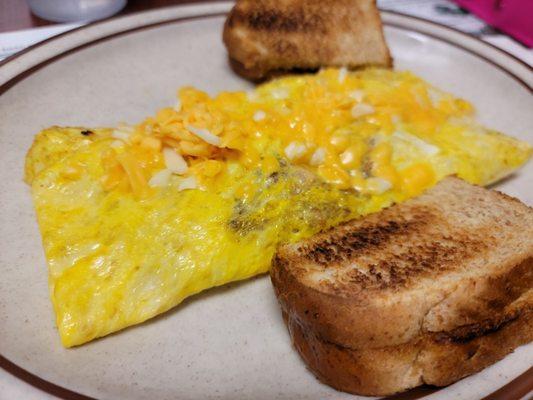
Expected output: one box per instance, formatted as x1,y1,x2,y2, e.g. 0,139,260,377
287,308,532,396
223,0,392,81
271,177,533,396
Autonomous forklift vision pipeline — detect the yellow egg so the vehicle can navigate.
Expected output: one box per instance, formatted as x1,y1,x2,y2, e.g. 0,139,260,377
25,68,531,347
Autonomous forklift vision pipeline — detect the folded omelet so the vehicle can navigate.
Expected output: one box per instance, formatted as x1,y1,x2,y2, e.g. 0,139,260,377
25,69,531,347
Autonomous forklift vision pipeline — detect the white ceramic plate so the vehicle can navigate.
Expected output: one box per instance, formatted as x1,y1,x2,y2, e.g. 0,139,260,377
0,3,531,399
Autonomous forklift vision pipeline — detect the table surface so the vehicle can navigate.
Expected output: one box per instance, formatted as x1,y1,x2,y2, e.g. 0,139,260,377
0,0,225,33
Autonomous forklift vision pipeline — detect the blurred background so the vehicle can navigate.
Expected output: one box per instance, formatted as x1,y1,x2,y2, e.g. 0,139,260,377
0,0,531,63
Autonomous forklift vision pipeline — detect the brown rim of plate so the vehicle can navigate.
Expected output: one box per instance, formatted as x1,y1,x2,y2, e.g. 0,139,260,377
0,7,531,400
0,5,531,78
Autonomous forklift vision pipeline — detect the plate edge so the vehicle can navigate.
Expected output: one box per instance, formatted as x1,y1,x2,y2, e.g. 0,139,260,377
0,5,531,400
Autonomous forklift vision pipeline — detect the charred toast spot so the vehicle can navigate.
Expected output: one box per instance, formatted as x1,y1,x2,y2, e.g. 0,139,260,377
291,205,492,293
234,7,327,34
371,239,482,290
303,218,420,266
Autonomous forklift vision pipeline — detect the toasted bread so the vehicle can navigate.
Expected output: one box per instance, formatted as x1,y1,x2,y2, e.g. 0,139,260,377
287,308,532,396
271,177,533,396
223,0,392,81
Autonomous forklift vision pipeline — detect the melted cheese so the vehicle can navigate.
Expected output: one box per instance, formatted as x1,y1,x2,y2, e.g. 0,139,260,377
25,68,531,346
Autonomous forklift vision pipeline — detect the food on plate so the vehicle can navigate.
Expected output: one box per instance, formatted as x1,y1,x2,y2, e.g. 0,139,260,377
27,128,362,348
271,177,533,396
223,0,392,80
25,69,531,347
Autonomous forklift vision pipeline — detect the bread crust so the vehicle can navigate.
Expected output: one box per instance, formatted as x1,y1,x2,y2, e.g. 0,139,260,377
223,0,392,81
287,307,532,396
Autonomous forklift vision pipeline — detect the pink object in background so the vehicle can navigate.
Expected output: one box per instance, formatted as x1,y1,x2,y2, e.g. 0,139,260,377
453,0,533,47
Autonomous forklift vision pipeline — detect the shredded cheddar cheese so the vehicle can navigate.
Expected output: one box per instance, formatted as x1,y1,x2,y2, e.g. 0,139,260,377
98,68,531,199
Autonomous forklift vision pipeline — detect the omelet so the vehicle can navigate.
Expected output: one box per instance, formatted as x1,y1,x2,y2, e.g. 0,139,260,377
25,68,531,347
